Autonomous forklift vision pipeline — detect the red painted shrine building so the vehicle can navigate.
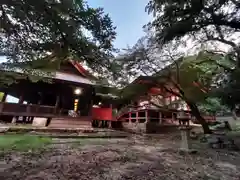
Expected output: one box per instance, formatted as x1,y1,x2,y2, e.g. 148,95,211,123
114,75,216,133
0,59,215,131
0,60,114,128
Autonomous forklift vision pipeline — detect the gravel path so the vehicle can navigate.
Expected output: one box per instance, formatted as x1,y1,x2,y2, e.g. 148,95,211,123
0,135,240,180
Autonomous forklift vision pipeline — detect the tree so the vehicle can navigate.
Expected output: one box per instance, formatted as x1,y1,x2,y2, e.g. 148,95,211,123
198,97,229,115
0,0,116,77
214,69,240,119
146,0,240,67
115,35,226,134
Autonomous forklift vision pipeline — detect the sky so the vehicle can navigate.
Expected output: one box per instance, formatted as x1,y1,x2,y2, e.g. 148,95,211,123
87,0,152,49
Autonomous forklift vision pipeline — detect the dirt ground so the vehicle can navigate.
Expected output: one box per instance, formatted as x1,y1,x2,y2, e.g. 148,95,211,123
0,134,240,180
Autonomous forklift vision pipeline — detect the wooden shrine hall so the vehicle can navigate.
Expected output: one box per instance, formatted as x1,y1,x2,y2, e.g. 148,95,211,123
0,60,107,127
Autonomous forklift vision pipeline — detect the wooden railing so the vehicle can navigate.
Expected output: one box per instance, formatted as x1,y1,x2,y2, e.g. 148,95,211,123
0,102,56,117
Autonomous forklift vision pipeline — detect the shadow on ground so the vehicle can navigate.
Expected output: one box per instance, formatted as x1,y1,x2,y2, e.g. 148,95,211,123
0,135,240,180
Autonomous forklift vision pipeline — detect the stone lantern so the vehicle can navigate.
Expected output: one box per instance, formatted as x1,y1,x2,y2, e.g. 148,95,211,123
177,109,193,152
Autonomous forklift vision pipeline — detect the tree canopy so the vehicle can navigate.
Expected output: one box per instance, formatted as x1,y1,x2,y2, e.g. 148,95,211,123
0,0,116,73
198,97,229,114
146,0,240,66
215,69,240,110
114,33,231,133
115,35,226,103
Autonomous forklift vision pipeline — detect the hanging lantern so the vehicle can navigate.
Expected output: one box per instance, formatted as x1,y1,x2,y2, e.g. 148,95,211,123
74,99,79,111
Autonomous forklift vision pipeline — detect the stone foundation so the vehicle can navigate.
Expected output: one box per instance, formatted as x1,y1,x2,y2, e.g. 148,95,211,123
32,117,48,127
122,122,146,134
122,122,179,134
146,123,179,133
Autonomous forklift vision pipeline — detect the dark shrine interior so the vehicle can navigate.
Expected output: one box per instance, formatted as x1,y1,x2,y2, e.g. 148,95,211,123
0,78,95,116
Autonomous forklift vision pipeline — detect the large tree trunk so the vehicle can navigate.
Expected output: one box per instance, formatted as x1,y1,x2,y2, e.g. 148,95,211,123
231,105,238,120
150,97,212,133
186,101,212,134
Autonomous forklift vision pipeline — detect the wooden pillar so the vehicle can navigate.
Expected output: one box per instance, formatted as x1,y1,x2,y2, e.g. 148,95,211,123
37,92,42,105
172,112,175,123
55,94,60,114
159,111,162,124
55,95,60,108
18,94,24,104
0,103,3,113
88,100,93,116
136,111,139,123
14,92,24,123
145,110,148,123
129,112,131,123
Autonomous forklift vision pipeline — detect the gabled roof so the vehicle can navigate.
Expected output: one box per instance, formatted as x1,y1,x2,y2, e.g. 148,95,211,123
0,59,97,85
69,60,95,79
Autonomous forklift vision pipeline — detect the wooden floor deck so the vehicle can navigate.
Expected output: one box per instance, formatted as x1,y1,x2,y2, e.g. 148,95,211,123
0,102,56,117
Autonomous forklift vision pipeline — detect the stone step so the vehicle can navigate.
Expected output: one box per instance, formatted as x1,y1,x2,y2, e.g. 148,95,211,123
50,120,91,125
49,117,92,128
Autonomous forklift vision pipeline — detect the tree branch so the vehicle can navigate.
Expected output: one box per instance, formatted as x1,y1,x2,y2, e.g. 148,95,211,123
207,37,237,49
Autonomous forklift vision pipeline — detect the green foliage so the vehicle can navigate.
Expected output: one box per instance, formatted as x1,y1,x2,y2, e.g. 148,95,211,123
150,51,225,102
0,92,3,101
144,0,240,111
216,69,240,109
120,82,150,100
114,34,227,104
0,0,116,77
177,52,226,100
0,135,52,152
198,97,229,114
146,0,240,44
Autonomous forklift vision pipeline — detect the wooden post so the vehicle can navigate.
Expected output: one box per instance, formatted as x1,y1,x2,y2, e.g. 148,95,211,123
171,112,175,123
88,100,93,116
159,111,162,124
129,112,131,123
36,93,42,114
18,94,24,104
136,111,139,123
55,95,60,114
37,92,42,105
15,92,24,123
145,110,148,123
55,95,60,108
0,103,3,113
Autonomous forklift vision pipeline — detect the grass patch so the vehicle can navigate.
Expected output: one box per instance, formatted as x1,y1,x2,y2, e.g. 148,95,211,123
0,135,52,152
